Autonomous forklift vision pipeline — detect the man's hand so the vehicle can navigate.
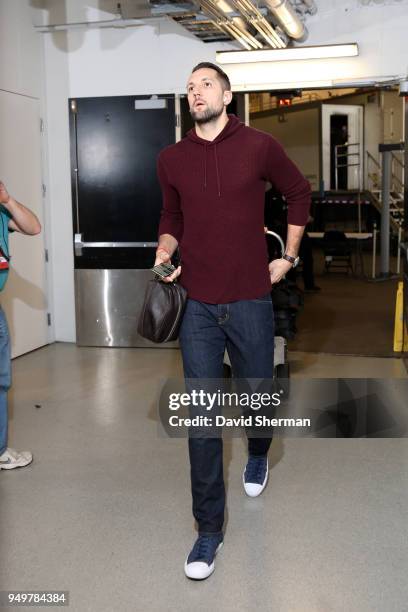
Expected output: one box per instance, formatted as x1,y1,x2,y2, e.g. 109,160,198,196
0,181,10,204
154,247,181,283
268,258,292,285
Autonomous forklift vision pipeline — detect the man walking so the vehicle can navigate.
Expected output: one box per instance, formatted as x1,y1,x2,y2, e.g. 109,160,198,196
0,180,41,470
155,62,311,579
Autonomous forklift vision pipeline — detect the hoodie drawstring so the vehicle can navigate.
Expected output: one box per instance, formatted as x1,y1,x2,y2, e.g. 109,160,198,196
203,145,207,190
202,145,221,197
202,143,222,197
214,144,221,197
189,115,243,197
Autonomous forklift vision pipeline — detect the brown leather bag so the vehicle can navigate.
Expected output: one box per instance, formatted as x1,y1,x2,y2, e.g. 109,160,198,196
137,278,187,343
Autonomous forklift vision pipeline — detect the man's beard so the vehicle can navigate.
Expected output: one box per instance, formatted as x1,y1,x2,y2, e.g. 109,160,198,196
190,102,224,125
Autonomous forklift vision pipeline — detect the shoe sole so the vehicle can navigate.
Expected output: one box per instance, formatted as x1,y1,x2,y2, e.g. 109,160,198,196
242,464,269,497
184,541,223,580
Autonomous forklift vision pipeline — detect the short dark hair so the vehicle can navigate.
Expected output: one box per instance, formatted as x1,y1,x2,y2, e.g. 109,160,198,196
191,62,231,92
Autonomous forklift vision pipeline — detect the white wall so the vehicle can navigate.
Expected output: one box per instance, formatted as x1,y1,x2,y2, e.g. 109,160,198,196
0,0,43,98
42,32,74,342
382,89,404,143
0,91,49,357
0,0,52,354
37,0,408,342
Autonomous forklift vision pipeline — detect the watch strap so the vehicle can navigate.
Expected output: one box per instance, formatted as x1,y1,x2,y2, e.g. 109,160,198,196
283,253,300,267
283,254,296,264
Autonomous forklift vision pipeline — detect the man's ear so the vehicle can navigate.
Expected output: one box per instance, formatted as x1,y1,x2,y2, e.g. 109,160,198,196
223,90,233,105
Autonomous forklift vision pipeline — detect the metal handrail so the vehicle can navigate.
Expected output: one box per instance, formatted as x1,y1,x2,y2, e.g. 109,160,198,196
334,142,361,190
391,174,404,191
366,150,404,193
391,151,404,193
366,150,381,170
367,150,404,170
366,151,381,190
391,151,404,168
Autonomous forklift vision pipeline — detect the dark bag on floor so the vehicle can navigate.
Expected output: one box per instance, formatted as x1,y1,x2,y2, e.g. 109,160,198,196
137,278,187,343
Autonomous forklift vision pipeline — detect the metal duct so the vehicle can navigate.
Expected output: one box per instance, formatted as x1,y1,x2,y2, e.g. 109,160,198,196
228,0,288,48
199,0,263,49
34,0,312,48
214,0,249,34
263,0,307,40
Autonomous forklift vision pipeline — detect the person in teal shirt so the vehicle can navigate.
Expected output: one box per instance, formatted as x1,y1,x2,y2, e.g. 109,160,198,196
0,180,41,470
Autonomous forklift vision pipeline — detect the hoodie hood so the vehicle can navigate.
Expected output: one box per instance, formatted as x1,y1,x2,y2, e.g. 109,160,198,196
186,114,245,146
186,114,245,197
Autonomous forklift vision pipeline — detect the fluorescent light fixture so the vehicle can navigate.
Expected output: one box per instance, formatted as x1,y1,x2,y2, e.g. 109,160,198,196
216,44,359,64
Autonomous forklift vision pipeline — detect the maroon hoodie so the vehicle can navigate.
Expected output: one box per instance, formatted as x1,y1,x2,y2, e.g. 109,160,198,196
157,114,311,304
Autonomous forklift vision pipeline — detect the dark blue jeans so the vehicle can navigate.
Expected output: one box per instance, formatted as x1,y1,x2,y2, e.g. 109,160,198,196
179,293,275,535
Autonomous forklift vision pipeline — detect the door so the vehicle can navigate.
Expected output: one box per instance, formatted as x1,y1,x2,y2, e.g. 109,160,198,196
0,90,48,357
71,95,175,255
69,95,176,347
322,104,363,191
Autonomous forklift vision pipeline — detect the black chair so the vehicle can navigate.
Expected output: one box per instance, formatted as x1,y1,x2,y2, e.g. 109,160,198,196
322,230,353,273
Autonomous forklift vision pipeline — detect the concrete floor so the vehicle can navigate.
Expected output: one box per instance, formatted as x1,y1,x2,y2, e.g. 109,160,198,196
1,343,407,612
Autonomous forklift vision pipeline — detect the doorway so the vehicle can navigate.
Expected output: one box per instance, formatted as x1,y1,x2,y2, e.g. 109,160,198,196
322,104,364,191
330,114,348,189
250,88,403,357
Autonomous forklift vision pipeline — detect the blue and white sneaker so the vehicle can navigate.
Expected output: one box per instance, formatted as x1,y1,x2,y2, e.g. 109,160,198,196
243,455,269,497
184,534,223,580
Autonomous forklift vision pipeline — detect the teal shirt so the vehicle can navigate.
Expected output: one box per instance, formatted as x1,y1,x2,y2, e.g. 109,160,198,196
0,206,12,292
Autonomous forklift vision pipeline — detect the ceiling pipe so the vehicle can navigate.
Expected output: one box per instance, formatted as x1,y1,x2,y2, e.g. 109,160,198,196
262,0,307,41
214,0,250,35
238,0,285,46
229,0,287,48
200,1,257,48
200,0,264,49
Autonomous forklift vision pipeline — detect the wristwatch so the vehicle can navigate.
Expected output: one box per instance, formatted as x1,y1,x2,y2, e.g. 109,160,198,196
282,253,300,268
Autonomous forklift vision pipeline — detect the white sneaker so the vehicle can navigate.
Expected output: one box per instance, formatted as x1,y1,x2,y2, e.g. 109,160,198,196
0,447,33,470
243,455,268,497
184,535,224,580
